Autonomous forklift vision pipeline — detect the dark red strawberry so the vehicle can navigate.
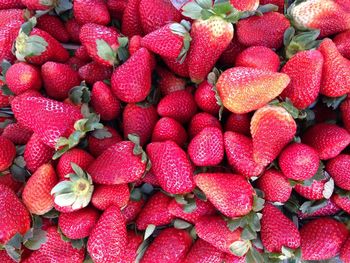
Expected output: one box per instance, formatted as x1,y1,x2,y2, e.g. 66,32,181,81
66,56,86,71
224,113,250,135
87,126,122,157
152,117,187,147
326,154,350,190
107,0,128,20
91,184,130,210
36,14,70,43
75,46,91,62
341,98,350,133
121,0,143,37
0,89,11,108
156,67,186,96
334,30,350,59
73,0,110,25
2,122,33,145
163,56,189,78
0,0,24,9
78,61,113,85
218,35,246,67
0,136,16,171
185,239,225,263
340,237,350,262
65,18,81,43
260,0,284,12
121,199,145,223
194,80,220,116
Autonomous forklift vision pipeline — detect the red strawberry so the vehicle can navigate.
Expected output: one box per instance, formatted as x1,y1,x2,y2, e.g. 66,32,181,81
218,35,246,67
294,178,329,200
119,230,143,263
188,112,221,138
142,170,160,186
298,198,341,219
185,239,225,263
279,143,320,181
78,61,113,85
41,62,81,100
107,0,128,20
65,18,81,43
91,81,121,121
0,172,22,192
341,98,350,133
224,113,250,135
290,0,350,37
136,191,173,230
0,0,24,9
92,184,129,210
224,131,265,178
66,56,86,71
123,103,158,146
21,0,55,10
75,46,91,62
188,127,224,166
5,62,41,95
129,35,142,55
87,140,147,184
163,56,189,78
302,123,350,160
56,148,94,180
256,169,292,203
230,0,258,11
73,0,110,25
152,117,188,147
121,199,145,223
340,237,350,263
0,8,27,27
157,90,197,123
332,194,350,214
217,67,290,114
194,80,220,116
260,0,284,12
0,184,30,244
300,218,348,260
327,154,350,190
236,12,290,49
146,141,195,194
0,136,16,171
261,203,301,253
121,0,143,37
224,253,246,263
87,205,127,263
36,14,70,43
87,126,122,157
58,207,100,239
0,249,16,263
195,215,242,254
0,89,11,108
319,38,350,97
334,30,350,59
156,67,186,96
280,50,323,109
235,46,280,72
251,105,296,166
0,20,24,64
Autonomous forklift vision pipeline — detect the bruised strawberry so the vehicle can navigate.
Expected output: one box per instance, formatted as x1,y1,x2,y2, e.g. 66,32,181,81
224,113,250,135
326,154,350,190
78,61,113,85
194,80,220,116
332,194,350,214
185,238,225,263
152,117,187,147
188,112,221,138
73,0,110,25
156,67,186,96
91,184,129,210
334,30,350,59
87,126,122,157
122,199,145,223
36,14,70,43
294,178,329,200
121,0,143,37
0,136,16,171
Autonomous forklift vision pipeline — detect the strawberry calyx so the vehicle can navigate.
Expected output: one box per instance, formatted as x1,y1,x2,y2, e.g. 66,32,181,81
128,134,151,171
265,246,301,262
51,163,94,211
0,60,15,96
207,68,224,120
68,81,91,105
322,94,348,110
170,20,192,63
57,227,86,250
299,199,330,215
269,98,311,120
96,37,130,67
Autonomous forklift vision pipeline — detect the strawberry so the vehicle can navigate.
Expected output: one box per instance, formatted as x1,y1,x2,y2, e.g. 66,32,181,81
188,112,221,138
59,207,100,239
73,0,110,26
0,249,16,263
195,215,242,254
163,56,189,78
66,56,86,71
230,0,258,11
256,169,292,203
0,172,22,192
123,103,158,146
152,117,188,147
0,89,11,108
87,140,147,185
0,0,24,9
188,127,224,166
294,178,329,200
78,61,113,85
65,18,81,43
87,205,127,263
334,30,350,59
194,80,220,116
142,170,160,186
224,254,246,263
0,8,27,28
157,90,197,123
340,237,350,263
5,62,41,95
260,0,284,12
22,163,57,215
41,61,81,100
91,184,129,210
195,173,254,217
121,0,143,37
235,46,280,72
185,239,225,263
279,143,320,181
298,198,341,219
36,14,70,43
332,194,350,214
21,0,56,10
107,0,128,20
156,67,186,96
0,184,30,244
341,98,350,133
111,48,152,103
24,133,54,173
136,191,173,230
119,230,143,263
75,46,91,62
91,81,121,121
0,136,16,171
280,50,323,109
236,12,290,49
139,0,182,34
217,67,290,114
122,199,145,223
24,226,85,263
218,35,246,67
129,35,142,55
87,126,122,157
224,113,250,135
318,38,350,97
261,203,301,253
302,123,350,160
56,148,94,180
300,218,348,260
0,20,23,64
290,0,350,38
146,141,195,194
327,154,350,190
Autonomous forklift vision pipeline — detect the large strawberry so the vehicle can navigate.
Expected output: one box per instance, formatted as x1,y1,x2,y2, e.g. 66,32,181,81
36,14,70,43
91,184,130,210
300,218,348,260
121,0,143,37
185,239,225,263
87,205,127,263
87,126,122,157
216,67,290,114
152,117,188,147
294,178,330,200
326,154,350,190
188,112,222,138
74,0,110,25
334,30,350,59
0,136,16,171
146,140,195,194
195,173,254,217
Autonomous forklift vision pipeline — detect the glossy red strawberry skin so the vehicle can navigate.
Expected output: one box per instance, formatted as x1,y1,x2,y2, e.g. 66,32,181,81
2,122,33,145
300,218,348,260
146,141,195,194
119,230,143,263
65,18,81,43
326,154,350,190
341,98,350,133
334,30,350,59
0,0,24,9
0,136,16,171
332,194,350,214
0,20,22,64
92,184,130,211
294,179,328,200
0,172,22,193
121,199,145,223
194,80,220,116
298,199,341,219
156,67,186,96
152,117,188,147
74,0,110,25
37,14,70,43
340,237,350,262
78,61,113,85
189,112,222,139
121,0,143,37
224,113,250,135
87,126,122,157
185,239,225,263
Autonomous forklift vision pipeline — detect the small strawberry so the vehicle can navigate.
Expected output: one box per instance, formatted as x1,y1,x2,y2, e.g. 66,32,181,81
91,184,130,211
65,18,81,43
87,205,127,263
302,123,350,160
21,0,56,10
36,14,70,43
185,239,225,263
319,38,350,97
195,173,254,217
91,81,121,121
122,199,145,223
152,117,188,147
334,30,350,59
280,50,323,109
78,61,113,85
136,191,173,230
236,12,290,49
58,207,100,239
298,198,341,219
194,80,220,116
156,67,186,96
87,126,122,157
217,67,290,114
326,154,350,190
0,172,22,192
256,169,292,203
0,0,24,9
73,0,110,25
224,113,250,135
0,136,16,171
188,112,222,138
129,35,142,55
340,237,350,263
218,35,246,67
123,103,158,146
294,178,329,200
121,0,143,37
119,230,143,263
146,140,195,194
300,218,348,260
341,98,350,133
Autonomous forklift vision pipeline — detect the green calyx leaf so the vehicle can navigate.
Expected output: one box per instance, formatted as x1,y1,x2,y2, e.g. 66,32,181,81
245,247,264,263
252,196,265,212
128,134,149,164
68,82,91,105
170,21,192,64
1,59,11,76
96,39,117,66
193,188,207,201
284,28,320,59
55,0,73,14
144,224,156,240
183,199,197,213
15,32,48,61
21,17,37,36
229,240,251,257
299,199,328,214
173,219,192,229
130,188,142,201
1,85,14,96
117,37,129,62
23,228,47,251
91,128,112,139
323,94,347,110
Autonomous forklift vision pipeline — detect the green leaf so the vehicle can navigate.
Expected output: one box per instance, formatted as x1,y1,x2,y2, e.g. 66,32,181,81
173,219,192,229
118,37,128,47
212,1,233,15
247,212,261,232
42,209,60,219
197,0,212,9
52,145,70,160
1,85,14,96
1,59,11,76
96,39,116,65
246,247,264,263
229,240,251,257
252,196,265,212
91,128,112,139
71,163,85,177
322,95,347,110
183,199,197,213
25,35,48,57
280,98,299,119
55,0,73,14
20,17,37,36
193,188,207,201
241,225,257,240
227,218,243,232
71,239,85,250
24,229,47,250
182,2,203,19
140,183,154,194
175,194,188,205
6,233,23,249
4,245,21,262
69,84,91,105
130,188,142,201
10,164,30,183
144,224,156,240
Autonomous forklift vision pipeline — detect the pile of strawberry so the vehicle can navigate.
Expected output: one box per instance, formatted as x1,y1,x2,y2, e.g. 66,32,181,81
1,0,350,262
